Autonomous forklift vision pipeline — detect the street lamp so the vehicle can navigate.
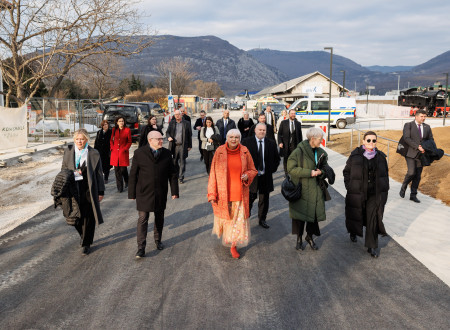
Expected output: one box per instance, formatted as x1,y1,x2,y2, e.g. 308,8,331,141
397,75,400,94
444,73,448,125
324,47,333,140
340,70,346,97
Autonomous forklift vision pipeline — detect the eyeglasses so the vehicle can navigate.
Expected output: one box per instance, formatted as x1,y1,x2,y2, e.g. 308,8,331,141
151,138,163,141
366,139,377,143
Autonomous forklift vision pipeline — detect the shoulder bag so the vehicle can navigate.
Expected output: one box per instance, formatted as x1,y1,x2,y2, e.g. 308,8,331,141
281,149,303,202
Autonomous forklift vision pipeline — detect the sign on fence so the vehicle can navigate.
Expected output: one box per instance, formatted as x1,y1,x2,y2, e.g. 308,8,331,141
0,104,28,150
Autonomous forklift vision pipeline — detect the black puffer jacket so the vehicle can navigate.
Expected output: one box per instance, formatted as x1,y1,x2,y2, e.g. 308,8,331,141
420,139,444,166
343,147,389,237
51,169,80,226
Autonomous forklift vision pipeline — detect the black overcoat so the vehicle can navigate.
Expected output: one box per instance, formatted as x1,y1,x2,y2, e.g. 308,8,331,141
343,147,389,237
242,136,280,194
166,119,193,159
61,145,105,225
277,119,303,158
237,118,254,139
128,146,179,212
138,124,163,148
94,128,112,170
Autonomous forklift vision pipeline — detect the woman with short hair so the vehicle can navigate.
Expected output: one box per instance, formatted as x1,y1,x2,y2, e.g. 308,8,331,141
94,120,112,183
110,116,132,192
62,129,105,255
276,109,288,133
343,131,389,258
237,112,254,139
287,127,328,251
199,116,220,175
208,129,257,259
139,115,163,148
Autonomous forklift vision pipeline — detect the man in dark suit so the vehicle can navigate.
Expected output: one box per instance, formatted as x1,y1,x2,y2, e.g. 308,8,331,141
166,109,192,184
182,108,191,124
193,110,206,161
248,113,275,141
129,131,179,258
400,109,434,203
263,105,277,133
278,109,303,175
216,109,236,144
242,123,280,229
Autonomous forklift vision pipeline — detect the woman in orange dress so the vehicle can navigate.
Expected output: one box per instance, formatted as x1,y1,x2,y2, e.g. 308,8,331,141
207,129,257,259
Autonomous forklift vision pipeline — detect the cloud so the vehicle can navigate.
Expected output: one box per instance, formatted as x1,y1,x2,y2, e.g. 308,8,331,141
137,0,450,66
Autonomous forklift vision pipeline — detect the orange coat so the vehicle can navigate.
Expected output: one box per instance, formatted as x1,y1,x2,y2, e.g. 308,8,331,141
207,144,257,220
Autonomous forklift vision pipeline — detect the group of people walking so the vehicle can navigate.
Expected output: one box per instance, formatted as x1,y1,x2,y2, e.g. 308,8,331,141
60,107,436,260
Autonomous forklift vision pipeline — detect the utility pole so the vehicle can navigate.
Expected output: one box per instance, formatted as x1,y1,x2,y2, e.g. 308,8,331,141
444,73,448,126
324,47,333,140
340,70,346,97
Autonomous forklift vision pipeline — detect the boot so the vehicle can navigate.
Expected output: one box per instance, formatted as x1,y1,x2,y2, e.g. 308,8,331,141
296,235,303,250
305,235,319,250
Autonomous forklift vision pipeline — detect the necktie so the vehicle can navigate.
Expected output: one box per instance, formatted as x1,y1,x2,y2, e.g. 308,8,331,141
153,149,158,158
224,120,228,133
418,124,422,138
258,140,264,172
291,121,295,133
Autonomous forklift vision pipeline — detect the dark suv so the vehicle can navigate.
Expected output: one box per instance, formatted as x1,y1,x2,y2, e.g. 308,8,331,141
128,102,165,127
102,103,147,142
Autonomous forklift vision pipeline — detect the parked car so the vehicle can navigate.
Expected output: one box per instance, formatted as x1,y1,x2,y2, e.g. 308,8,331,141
102,103,147,142
230,103,240,110
128,102,165,127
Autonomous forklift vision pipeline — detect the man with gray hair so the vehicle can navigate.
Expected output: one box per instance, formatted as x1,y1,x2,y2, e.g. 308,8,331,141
242,123,280,229
166,109,192,184
129,130,179,258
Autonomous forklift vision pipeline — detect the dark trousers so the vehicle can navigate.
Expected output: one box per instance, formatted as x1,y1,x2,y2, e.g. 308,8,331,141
283,144,296,175
75,201,96,247
402,156,423,196
364,194,378,249
173,145,186,180
137,210,165,250
292,219,320,238
203,150,214,174
103,166,111,181
249,192,270,222
115,166,128,190
198,138,203,159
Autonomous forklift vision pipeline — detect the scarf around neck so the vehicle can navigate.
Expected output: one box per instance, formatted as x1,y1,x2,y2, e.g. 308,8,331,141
362,145,377,160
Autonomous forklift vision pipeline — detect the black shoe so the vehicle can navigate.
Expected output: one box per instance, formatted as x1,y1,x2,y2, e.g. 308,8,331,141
104,179,108,184
399,187,406,198
155,241,164,250
200,156,203,161
350,233,357,242
295,236,303,250
82,246,90,255
410,195,420,203
259,220,270,229
367,248,379,258
179,179,184,184
305,235,318,250
125,183,128,189
118,187,123,193
135,248,145,259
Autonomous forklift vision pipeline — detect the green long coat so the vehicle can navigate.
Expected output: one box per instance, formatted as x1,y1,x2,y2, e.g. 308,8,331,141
287,140,328,222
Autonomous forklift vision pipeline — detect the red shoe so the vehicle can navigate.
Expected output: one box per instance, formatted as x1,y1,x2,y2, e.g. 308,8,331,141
230,246,240,259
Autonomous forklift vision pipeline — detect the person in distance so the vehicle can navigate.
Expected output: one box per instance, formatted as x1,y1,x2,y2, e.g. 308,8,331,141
94,120,112,184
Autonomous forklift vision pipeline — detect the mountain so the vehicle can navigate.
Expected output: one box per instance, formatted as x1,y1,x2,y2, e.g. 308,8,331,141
122,35,288,96
411,51,450,75
366,65,413,73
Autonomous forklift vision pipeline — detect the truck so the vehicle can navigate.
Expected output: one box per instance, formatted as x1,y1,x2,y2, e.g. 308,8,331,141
288,97,356,129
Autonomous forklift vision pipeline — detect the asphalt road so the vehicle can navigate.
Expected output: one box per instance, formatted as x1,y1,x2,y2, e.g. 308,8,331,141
1,126,450,329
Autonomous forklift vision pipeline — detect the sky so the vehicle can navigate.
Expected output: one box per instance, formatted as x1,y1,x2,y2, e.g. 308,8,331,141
137,0,450,67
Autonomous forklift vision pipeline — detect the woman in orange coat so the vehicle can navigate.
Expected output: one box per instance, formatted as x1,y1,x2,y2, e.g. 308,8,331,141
110,116,132,192
207,128,257,259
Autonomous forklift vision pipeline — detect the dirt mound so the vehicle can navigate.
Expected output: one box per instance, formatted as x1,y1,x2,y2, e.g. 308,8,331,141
327,126,450,205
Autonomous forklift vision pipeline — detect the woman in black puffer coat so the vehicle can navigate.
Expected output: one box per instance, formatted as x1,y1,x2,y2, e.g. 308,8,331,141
343,131,389,258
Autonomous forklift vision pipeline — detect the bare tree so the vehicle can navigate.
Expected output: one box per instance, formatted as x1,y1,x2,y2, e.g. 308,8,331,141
156,58,196,105
0,0,153,106
191,79,225,98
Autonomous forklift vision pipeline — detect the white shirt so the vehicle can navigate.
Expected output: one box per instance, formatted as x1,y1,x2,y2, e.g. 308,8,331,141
255,136,265,175
75,145,88,169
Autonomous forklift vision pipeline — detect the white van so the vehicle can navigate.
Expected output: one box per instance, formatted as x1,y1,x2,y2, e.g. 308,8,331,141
288,97,356,129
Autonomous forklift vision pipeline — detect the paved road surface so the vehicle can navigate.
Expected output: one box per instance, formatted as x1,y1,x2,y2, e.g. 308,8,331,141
1,113,450,329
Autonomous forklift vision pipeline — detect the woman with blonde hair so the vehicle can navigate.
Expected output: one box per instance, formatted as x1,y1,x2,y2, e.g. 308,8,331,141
207,129,257,259
62,129,105,255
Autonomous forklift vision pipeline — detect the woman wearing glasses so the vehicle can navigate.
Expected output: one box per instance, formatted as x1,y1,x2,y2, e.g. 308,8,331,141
343,131,389,258
207,129,257,259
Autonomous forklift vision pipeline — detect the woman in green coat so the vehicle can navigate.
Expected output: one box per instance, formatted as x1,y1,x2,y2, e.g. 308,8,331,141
287,127,328,251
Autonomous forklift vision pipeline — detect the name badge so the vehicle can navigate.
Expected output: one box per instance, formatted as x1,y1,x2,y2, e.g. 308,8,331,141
74,171,83,181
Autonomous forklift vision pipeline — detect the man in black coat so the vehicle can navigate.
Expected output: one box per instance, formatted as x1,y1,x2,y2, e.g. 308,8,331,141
216,109,236,144
399,109,434,203
129,131,179,258
242,123,280,229
278,109,303,175
193,110,206,161
248,113,275,141
166,109,192,184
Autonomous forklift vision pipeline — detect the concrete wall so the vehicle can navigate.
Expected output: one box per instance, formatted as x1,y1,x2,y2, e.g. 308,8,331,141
356,103,410,118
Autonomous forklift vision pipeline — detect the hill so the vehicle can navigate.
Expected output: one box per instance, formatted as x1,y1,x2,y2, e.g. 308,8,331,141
122,35,288,96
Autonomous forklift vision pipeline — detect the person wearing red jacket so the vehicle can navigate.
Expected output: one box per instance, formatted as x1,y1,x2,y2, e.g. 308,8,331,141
110,116,132,192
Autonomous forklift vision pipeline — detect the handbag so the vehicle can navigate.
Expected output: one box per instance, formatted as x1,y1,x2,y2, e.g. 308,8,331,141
396,135,409,157
281,149,303,202
206,144,214,151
